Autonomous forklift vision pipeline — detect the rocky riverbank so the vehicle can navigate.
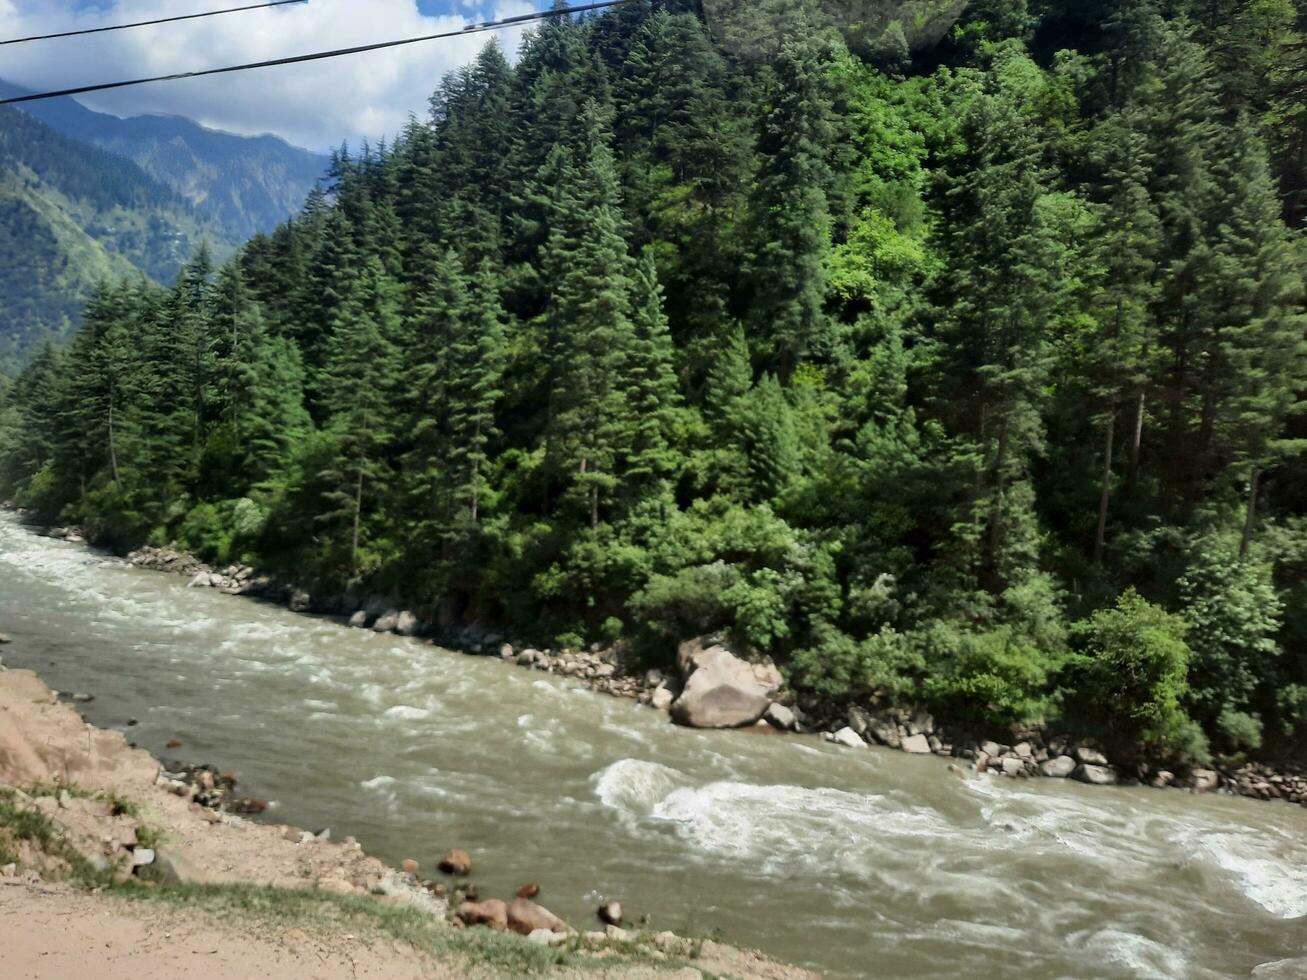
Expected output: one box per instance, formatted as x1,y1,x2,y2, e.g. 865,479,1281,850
15,510,1307,816
0,660,811,979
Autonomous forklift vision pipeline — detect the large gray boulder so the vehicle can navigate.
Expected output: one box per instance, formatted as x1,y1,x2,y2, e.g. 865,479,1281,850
1074,764,1117,786
1039,755,1077,778
669,636,782,729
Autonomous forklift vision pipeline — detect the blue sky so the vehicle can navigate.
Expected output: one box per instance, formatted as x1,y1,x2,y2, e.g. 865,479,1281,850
1,1,543,149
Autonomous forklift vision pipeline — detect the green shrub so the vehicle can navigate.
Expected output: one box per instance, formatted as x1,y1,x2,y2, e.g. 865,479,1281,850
1067,589,1195,754
1216,708,1263,755
790,622,925,699
923,624,1060,727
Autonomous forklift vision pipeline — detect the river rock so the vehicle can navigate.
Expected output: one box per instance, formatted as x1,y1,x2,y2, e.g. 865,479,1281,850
670,636,780,729
1190,768,1222,793
1039,755,1076,778
900,733,932,754
1074,763,1117,786
651,685,674,711
458,899,508,930
287,589,311,613
1000,757,1024,777
0,633,10,644
1074,745,1109,767
348,610,368,628
439,849,472,875
764,702,796,731
131,848,156,867
847,705,870,735
516,882,540,899
507,897,570,936
395,611,420,636
828,726,865,749
597,901,623,926
373,609,400,633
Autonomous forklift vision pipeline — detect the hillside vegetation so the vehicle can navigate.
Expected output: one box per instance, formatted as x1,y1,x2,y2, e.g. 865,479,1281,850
0,106,236,368
3,0,1307,767
0,80,327,242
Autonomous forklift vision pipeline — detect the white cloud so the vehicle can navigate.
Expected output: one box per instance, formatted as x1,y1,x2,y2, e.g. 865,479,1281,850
0,0,541,150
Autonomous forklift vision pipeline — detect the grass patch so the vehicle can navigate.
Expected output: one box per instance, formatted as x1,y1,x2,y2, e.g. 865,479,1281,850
0,788,113,885
114,882,702,977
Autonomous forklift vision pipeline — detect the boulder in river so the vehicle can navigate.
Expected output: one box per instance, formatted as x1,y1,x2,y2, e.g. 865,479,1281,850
669,636,781,729
373,609,400,633
764,702,796,731
828,727,865,749
439,848,472,876
1039,755,1076,778
1190,768,1222,793
395,611,420,636
458,898,508,930
650,685,674,711
507,897,570,936
348,610,368,628
288,589,312,613
1074,745,1109,767
516,882,540,899
900,733,932,754
1073,763,1117,786
0,633,10,644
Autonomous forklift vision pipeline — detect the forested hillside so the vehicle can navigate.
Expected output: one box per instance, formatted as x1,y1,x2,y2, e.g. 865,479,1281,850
0,105,236,368
3,0,1307,767
0,80,328,242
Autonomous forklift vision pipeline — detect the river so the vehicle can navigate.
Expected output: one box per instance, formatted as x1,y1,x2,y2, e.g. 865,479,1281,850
1,512,1306,979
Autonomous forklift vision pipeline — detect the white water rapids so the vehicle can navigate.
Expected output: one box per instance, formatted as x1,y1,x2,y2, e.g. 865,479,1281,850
1,512,1305,979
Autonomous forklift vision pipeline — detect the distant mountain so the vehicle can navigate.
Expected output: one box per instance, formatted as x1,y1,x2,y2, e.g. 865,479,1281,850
0,105,237,369
0,81,328,242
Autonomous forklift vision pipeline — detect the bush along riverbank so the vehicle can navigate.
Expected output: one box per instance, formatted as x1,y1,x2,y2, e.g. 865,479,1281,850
0,651,812,980
16,509,1305,814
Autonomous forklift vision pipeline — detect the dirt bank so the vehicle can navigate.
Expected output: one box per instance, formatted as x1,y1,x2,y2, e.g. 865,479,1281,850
0,666,814,980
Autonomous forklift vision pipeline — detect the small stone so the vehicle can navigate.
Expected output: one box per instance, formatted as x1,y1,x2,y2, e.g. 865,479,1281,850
828,727,865,749
900,733,932,754
348,611,368,628
516,882,540,899
651,686,674,711
438,849,472,876
401,859,419,876
1151,770,1175,788
131,848,156,868
0,863,16,877
288,589,312,613
395,611,420,636
980,740,1001,758
373,609,400,633
0,634,10,644
499,643,515,659
597,901,623,927
165,739,182,749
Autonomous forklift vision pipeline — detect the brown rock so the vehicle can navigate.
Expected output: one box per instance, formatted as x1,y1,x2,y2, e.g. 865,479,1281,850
515,882,541,899
458,899,508,931
507,897,570,936
231,798,268,814
439,848,472,875
401,858,419,876
165,739,182,749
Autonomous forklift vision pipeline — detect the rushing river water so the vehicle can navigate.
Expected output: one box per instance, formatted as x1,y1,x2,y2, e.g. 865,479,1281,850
2,513,1307,979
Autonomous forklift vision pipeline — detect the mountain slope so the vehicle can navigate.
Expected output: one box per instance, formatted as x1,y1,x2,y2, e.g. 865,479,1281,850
0,105,236,369
0,81,327,242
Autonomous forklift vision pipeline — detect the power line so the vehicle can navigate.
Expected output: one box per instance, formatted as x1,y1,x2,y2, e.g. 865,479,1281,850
0,0,309,46
0,1,628,106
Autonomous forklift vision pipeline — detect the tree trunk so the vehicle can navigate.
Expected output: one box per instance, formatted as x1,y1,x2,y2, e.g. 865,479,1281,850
108,397,121,485
1127,388,1145,490
1094,411,1116,565
352,464,364,571
988,417,1010,563
1240,465,1260,561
